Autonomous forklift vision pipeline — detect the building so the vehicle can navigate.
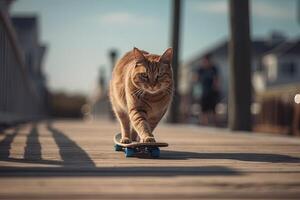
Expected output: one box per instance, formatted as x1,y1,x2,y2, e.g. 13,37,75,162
260,38,300,89
182,33,300,128
11,16,48,101
184,33,286,103
0,1,49,125
254,38,300,135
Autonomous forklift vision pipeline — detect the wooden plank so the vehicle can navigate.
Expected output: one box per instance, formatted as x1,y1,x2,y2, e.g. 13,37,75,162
114,133,168,148
0,120,299,199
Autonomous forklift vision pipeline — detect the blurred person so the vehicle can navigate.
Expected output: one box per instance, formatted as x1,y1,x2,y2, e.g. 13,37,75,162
193,53,220,125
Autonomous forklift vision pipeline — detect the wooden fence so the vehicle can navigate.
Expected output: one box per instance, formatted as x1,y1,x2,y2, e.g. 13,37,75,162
254,85,300,136
0,8,46,127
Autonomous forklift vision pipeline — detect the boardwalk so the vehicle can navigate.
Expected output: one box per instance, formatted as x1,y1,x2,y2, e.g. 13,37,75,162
0,120,300,199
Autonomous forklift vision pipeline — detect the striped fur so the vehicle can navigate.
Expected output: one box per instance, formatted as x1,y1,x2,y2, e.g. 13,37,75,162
109,47,173,143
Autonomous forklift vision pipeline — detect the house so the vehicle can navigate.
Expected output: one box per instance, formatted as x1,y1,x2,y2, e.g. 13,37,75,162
183,33,286,103
261,38,300,89
0,2,49,123
182,33,300,128
11,16,48,108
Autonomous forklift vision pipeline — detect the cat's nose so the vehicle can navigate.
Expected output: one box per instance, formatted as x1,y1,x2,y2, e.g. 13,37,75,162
149,84,155,89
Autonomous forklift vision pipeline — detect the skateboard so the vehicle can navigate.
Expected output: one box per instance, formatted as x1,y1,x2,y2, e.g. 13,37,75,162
113,133,168,158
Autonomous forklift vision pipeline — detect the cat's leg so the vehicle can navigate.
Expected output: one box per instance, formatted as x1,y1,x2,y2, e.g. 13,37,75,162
149,121,159,132
147,109,167,133
130,128,139,142
128,108,155,143
115,110,131,144
146,110,167,140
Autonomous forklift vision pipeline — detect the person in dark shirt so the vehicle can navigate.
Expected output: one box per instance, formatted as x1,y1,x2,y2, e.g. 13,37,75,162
194,53,220,125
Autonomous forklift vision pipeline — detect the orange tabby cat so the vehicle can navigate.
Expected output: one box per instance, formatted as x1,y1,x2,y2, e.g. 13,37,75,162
109,47,173,143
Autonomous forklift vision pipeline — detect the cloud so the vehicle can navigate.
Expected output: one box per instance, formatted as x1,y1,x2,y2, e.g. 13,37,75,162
191,1,294,20
99,12,156,26
252,2,294,20
191,1,227,14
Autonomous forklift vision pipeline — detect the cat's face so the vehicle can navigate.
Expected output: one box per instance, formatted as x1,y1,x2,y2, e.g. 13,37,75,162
131,48,173,94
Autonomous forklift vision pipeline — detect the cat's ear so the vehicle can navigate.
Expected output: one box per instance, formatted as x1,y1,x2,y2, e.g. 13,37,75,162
159,48,173,65
133,47,146,64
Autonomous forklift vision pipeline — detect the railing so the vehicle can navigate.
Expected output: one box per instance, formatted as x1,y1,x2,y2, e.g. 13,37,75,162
254,85,300,136
0,8,46,126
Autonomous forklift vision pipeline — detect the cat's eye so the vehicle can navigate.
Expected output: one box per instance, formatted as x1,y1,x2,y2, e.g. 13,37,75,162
140,73,148,79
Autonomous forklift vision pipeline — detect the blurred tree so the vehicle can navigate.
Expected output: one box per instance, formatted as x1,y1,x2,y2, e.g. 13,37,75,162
49,92,86,118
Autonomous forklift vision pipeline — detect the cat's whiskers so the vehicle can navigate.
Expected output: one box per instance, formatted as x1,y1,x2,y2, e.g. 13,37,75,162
132,88,146,99
140,90,145,98
165,87,174,95
138,90,146,99
136,90,142,99
132,89,142,98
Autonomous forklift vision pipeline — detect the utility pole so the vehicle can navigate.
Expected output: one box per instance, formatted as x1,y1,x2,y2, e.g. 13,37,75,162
228,0,252,131
168,0,181,123
296,0,300,25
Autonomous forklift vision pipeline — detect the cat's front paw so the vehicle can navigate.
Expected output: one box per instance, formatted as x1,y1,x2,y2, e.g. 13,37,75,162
120,137,131,144
141,136,156,143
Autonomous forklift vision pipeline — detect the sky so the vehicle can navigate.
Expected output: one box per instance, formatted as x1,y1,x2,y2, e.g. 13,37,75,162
11,0,299,95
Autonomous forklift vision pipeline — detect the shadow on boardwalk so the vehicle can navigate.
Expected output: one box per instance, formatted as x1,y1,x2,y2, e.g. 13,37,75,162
47,123,96,167
0,122,299,178
0,123,95,167
160,150,300,163
0,165,241,177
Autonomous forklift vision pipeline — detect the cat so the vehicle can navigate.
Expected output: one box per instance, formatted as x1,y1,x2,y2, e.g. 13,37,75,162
109,47,173,144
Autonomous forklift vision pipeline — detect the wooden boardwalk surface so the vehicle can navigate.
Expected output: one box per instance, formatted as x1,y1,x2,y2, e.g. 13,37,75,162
0,120,300,199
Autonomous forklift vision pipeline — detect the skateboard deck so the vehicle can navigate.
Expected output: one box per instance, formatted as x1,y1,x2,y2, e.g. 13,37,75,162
113,133,168,157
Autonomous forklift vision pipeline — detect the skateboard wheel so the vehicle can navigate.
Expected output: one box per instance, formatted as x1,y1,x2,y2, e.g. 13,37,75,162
150,147,160,158
114,144,122,151
125,148,135,157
